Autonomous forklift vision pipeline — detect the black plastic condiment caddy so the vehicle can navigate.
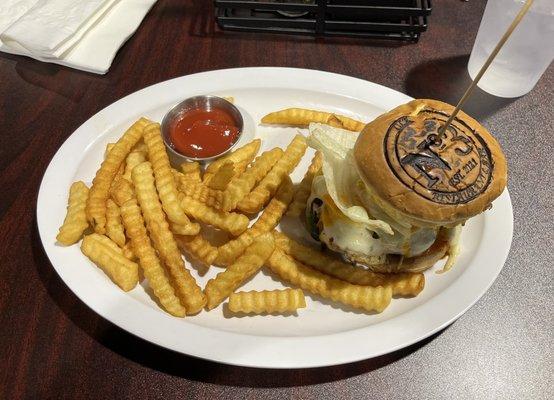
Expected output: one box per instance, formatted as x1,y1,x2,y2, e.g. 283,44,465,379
214,0,432,42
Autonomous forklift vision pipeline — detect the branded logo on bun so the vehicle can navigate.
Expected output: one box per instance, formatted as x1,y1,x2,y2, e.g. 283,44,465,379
384,110,493,205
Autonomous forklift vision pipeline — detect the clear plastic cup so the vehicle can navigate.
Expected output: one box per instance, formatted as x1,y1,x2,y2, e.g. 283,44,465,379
468,0,554,98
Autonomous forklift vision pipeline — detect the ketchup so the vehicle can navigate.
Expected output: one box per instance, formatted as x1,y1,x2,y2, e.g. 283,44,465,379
169,107,240,158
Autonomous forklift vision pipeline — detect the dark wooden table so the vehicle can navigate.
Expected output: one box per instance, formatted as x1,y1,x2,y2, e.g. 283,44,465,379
1,0,552,398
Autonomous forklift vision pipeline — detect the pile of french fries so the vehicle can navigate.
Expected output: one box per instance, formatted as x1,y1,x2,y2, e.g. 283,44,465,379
56,107,425,317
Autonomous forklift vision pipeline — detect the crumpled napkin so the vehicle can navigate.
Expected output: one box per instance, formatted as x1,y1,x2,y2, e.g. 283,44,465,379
0,0,157,74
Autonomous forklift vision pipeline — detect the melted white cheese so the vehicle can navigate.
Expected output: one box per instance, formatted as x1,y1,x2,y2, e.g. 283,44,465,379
308,175,437,258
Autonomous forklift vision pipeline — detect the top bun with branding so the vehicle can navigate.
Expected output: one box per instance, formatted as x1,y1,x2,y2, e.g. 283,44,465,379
354,99,507,228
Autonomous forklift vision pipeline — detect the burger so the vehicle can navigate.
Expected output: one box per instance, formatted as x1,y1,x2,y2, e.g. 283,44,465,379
305,99,507,273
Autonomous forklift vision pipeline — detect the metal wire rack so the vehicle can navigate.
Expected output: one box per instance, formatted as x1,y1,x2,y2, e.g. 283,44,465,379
215,0,432,42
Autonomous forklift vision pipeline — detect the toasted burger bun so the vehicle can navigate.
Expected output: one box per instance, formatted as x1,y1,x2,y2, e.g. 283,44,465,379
354,99,508,228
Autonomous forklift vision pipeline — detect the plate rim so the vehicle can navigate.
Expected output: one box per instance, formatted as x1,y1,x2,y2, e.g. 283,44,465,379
37,67,514,369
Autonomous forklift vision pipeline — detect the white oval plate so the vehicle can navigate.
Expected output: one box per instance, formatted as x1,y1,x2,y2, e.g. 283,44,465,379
37,68,513,369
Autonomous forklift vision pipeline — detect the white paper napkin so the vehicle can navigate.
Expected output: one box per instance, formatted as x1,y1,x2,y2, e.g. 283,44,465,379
0,0,157,74
2,0,120,58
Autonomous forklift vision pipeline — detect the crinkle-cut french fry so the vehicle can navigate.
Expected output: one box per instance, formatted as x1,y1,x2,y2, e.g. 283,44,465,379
215,233,253,267
143,122,199,235
169,223,198,236
228,289,306,314
286,151,323,217
132,161,206,314
215,177,294,266
204,233,275,310
172,168,184,185
329,114,366,132
249,177,294,235
123,150,147,182
261,108,365,132
222,147,283,211
273,231,424,297
105,143,116,159
266,249,392,313
80,233,139,291
179,195,249,236
180,161,202,183
232,158,250,178
203,139,261,184
207,139,261,173
89,229,123,254
106,199,126,247
215,232,254,267
120,196,187,317
110,178,134,207
207,161,235,190
108,141,126,190
117,160,126,178
175,234,218,267
237,135,307,214
86,118,150,234
122,242,136,261
175,176,224,209
57,181,90,245
110,162,126,195
131,141,147,153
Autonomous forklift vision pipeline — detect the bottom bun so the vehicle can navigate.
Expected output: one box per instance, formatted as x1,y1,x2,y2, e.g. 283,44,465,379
346,230,449,274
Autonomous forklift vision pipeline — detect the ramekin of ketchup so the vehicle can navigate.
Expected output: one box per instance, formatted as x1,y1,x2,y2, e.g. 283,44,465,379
161,96,243,162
